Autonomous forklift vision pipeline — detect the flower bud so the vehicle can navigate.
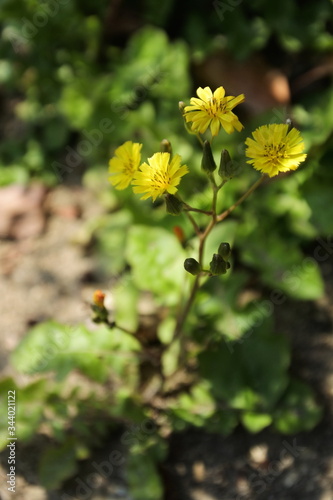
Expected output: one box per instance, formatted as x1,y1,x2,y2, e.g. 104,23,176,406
184,258,201,276
286,117,293,132
218,242,231,260
91,290,108,323
201,140,217,173
218,149,236,179
93,290,105,308
165,194,183,215
209,253,227,275
161,139,172,155
173,225,185,244
180,101,198,135
178,101,186,115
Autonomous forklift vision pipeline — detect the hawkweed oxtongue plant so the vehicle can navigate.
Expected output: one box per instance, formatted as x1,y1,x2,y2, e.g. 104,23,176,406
106,85,307,363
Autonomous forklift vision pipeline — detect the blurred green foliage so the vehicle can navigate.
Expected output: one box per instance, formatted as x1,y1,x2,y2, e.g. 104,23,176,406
1,0,332,496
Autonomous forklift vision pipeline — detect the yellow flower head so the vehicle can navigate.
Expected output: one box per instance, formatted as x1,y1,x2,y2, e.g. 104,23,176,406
108,141,142,190
184,86,245,137
245,124,307,178
132,152,188,201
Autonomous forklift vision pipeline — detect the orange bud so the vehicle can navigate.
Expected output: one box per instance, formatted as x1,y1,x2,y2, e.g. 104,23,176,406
93,290,105,308
173,225,185,243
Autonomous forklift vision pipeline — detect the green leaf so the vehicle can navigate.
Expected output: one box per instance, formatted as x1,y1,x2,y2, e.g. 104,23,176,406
113,278,139,332
198,324,290,411
38,438,78,490
59,83,93,128
0,165,28,186
0,379,48,448
240,233,324,300
42,117,69,150
240,327,290,409
168,382,216,428
195,271,251,342
273,379,323,433
11,321,74,376
205,409,238,436
161,340,180,377
11,321,140,384
157,317,176,344
241,412,273,433
126,445,164,500
110,26,189,107
126,225,186,305
16,380,48,442
303,180,333,236
94,210,133,274
198,342,259,410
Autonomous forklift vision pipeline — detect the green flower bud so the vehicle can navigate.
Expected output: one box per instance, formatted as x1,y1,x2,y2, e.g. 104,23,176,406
91,304,109,323
161,139,172,155
218,242,231,260
218,149,236,179
201,140,217,173
209,253,227,275
179,101,197,136
184,258,201,275
179,101,186,115
165,194,183,215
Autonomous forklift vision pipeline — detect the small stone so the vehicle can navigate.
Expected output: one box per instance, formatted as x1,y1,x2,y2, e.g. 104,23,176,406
193,461,206,482
175,463,187,476
282,470,301,488
249,444,268,465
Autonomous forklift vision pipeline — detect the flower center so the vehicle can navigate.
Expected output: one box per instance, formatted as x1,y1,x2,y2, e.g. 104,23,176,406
152,170,170,191
123,159,136,175
205,97,226,117
263,143,287,164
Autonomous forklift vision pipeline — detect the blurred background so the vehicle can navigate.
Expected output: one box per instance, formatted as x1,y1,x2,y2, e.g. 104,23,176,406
1,1,333,499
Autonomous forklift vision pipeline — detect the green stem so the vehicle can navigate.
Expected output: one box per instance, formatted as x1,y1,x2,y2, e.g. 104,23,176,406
184,210,201,236
196,134,204,146
183,204,213,215
172,274,200,342
172,180,218,346
172,175,266,359
217,179,228,190
105,320,136,336
217,175,266,222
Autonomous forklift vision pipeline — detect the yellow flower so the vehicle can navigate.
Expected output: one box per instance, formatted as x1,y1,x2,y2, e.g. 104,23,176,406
245,124,307,177
132,152,188,201
184,86,245,137
108,141,142,189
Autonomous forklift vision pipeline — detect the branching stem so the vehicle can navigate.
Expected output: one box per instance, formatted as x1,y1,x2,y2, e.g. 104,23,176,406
172,174,266,357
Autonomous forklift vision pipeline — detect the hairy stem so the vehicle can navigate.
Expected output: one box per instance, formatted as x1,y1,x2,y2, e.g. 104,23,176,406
183,204,213,215
172,178,219,347
173,274,200,342
217,175,266,222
